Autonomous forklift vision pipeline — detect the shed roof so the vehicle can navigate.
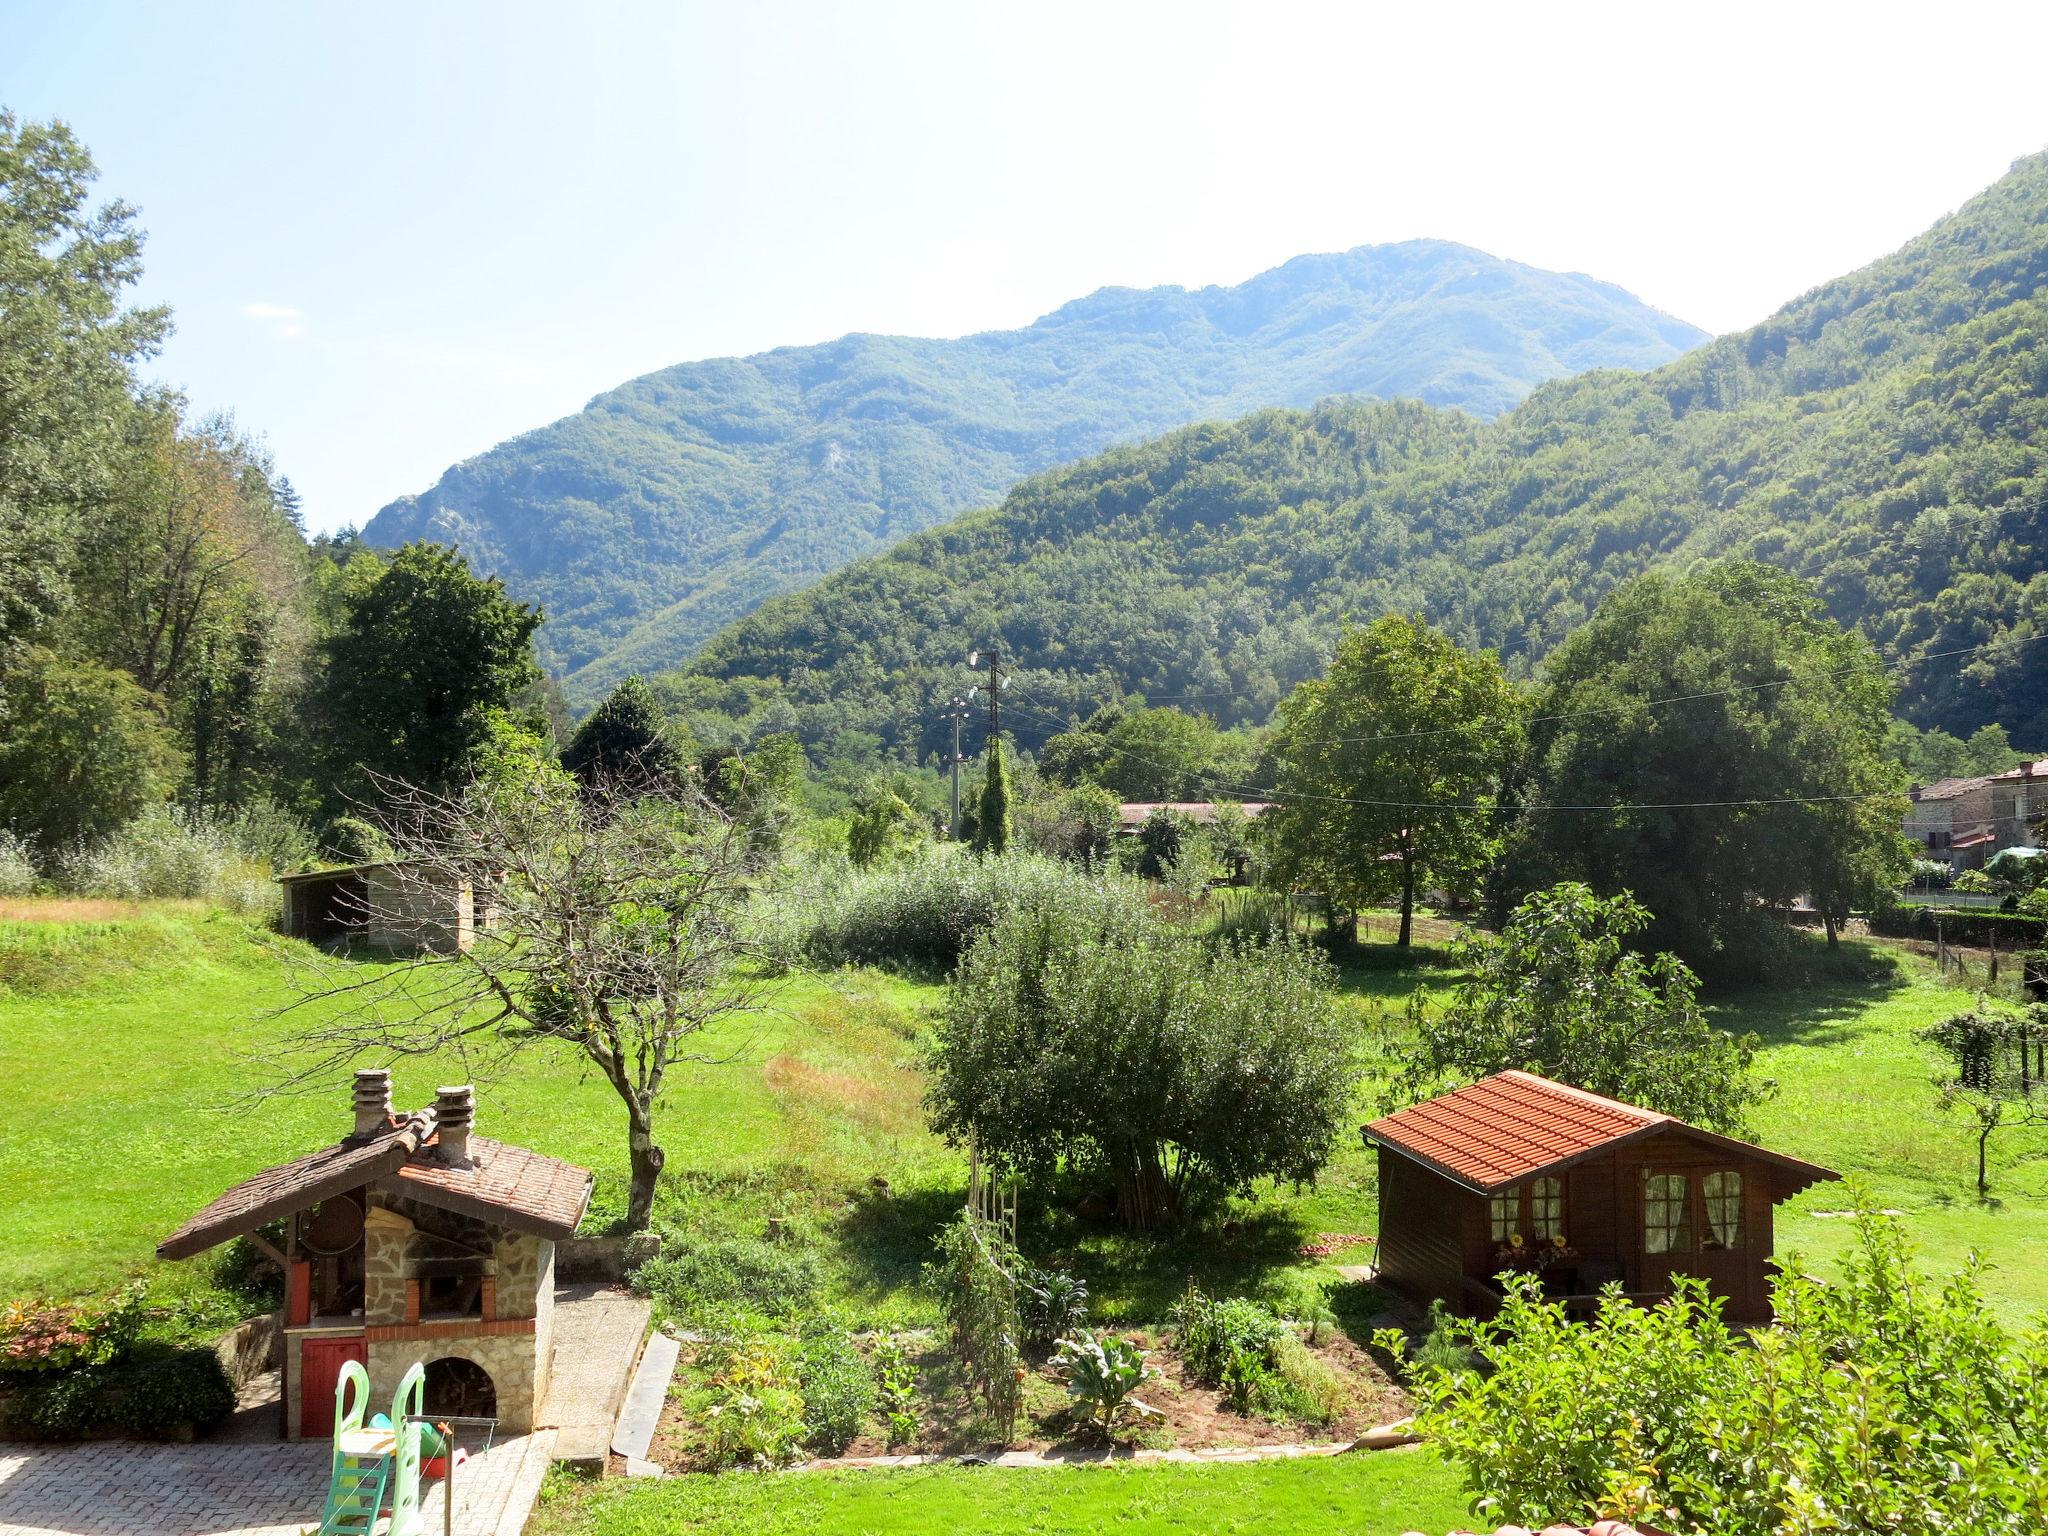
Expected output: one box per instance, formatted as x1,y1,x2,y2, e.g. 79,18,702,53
1116,801,1273,827
275,859,442,886
1913,774,1994,802
1363,1070,1836,1196
1988,758,2048,783
157,1114,592,1260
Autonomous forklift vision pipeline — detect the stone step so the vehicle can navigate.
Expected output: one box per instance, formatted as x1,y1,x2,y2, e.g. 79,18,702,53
610,1329,679,1465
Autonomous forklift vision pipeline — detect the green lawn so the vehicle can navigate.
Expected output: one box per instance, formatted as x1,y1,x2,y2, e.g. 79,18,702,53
3,903,2041,1331
532,1450,1471,1536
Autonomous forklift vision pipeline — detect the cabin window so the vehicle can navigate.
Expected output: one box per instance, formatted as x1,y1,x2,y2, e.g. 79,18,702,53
1529,1176,1564,1242
1489,1190,1518,1242
1643,1173,1691,1254
1702,1171,1743,1250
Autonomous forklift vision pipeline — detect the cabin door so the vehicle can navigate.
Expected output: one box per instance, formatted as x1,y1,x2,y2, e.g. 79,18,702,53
1638,1169,1749,1311
300,1334,367,1438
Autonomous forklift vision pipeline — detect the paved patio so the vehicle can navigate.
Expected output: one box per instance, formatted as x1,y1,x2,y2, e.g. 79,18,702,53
0,1427,554,1536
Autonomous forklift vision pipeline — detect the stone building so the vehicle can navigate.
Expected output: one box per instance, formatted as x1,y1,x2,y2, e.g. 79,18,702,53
277,860,488,953
158,1072,591,1439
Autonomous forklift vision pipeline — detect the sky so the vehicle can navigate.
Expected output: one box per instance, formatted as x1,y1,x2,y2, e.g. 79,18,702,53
8,1,2048,534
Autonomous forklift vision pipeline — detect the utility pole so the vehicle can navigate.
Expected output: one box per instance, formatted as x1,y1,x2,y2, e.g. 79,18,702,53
968,644,1006,749
940,696,971,839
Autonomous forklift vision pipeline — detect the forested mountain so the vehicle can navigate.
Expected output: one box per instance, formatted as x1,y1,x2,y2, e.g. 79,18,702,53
364,244,1705,697
662,153,2048,766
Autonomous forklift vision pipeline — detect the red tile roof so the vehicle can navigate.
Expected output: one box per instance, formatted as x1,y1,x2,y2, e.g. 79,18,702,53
1116,801,1273,827
1365,1070,1835,1196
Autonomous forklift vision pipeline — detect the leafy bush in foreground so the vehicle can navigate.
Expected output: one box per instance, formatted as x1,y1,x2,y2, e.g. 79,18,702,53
1172,1284,1291,1414
1387,1208,2048,1533
796,1318,874,1455
632,1236,821,1322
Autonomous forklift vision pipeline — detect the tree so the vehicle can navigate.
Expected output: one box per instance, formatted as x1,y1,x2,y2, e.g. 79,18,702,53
315,543,541,807
562,676,686,793
1921,1001,2048,1193
280,760,771,1230
846,780,923,867
1265,616,1523,948
0,112,168,686
1397,883,1771,1133
1016,782,1120,865
1133,806,1192,879
971,739,1011,855
1522,565,1912,969
928,894,1353,1229
0,648,179,851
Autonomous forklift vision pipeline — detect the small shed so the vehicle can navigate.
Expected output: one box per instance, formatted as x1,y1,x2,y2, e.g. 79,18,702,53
158,1072,592,1439
277,860,478,954
1364,1071,1836,1324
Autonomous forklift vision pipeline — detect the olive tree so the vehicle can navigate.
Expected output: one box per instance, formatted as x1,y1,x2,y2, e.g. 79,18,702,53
926,893,1353,1229
1397,883,1771,1132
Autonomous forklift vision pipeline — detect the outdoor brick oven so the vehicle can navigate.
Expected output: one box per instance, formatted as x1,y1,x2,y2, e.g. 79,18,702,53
158,1071,592,1439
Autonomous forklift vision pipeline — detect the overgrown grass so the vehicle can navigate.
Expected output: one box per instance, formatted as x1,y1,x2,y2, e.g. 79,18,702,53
532,1450,1472,1536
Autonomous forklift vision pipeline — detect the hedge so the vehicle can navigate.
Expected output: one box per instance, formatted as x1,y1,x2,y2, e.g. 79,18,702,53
1867,905,2047,947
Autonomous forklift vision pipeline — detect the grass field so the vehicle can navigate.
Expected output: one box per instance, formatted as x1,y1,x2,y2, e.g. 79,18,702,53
532,1449,1473,1536
3,902,2044,1330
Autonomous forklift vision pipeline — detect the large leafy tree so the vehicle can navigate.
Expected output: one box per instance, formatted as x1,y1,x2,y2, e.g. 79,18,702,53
0,648,180,850
317,542,541,806
928,890,1353,1229
0,111,168,699
1521,564,1912,966
1264,615,1523,947
1397,883,1770,1132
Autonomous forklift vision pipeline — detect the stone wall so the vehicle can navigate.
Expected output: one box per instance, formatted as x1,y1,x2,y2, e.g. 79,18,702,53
365,1326,540,1435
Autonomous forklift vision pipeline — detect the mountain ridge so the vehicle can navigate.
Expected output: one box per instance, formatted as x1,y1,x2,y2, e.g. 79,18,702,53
364,239,1706,697
658,152,2048,762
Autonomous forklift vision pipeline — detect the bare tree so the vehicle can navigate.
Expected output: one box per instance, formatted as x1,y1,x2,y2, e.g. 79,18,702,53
278,757,775,1230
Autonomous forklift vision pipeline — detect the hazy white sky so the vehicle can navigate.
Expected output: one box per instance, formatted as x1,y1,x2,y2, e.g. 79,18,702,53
8,1,2048,532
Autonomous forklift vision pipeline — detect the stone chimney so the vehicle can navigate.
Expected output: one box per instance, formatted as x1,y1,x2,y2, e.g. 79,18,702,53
352,1068,393,1138
435,1084,475,1167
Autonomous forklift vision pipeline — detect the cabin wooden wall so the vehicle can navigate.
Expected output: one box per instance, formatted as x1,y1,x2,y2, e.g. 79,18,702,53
1376,1147,1479,1309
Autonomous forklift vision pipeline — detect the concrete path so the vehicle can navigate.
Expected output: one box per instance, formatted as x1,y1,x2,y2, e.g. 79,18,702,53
610,1329,678,1469
0,1429,553,1536
541,1283,650,1467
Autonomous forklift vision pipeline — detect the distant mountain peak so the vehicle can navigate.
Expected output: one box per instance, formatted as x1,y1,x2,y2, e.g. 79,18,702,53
364,242,1706,699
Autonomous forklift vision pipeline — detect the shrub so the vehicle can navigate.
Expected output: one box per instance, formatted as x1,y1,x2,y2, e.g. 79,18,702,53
109,1348,236,1437
52,806,285,919
1017,1265,1089,1352
695,1333,807,1469
320,814,394,866
1407,1299,1476,1377
1171,1284,1290,1414
631,1236,821,1322
1868,904,2047,947
16,1367,106,1437
870,1336,919,1447
796,1318,874,1455
1051,1330,1153,1438
0,1284,146,1375
1384,1207,2048,1533
0,830,37,896
930,915,1353,1228
782,850,1151,973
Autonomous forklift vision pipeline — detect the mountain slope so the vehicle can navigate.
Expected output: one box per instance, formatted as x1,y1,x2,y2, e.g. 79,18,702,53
663,153,2048,762
364,242,1704,696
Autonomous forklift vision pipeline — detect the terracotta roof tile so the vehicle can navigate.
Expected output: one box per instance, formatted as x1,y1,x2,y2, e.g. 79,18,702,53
1366,1071,1664,1192
396,1132,593,1239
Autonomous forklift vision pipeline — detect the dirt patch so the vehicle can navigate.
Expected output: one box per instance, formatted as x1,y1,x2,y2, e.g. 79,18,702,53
0,898,150,923
650,1326,1411,1472
762,1054,917,1133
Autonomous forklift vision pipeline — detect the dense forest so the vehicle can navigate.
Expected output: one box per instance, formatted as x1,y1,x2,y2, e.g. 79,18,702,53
364,243,1705,699
661,152,2048,768
0,111,548,888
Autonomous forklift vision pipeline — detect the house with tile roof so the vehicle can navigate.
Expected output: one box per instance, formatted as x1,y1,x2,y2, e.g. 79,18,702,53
1364,1071,1835,1324
158,1070,592,1439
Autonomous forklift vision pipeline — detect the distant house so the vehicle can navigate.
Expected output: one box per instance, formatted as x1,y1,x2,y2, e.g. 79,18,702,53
277,860,488,954
1364,1071,1836,1325
157,1072,591,1439
1908,761,2046,871
1114,801,1273,833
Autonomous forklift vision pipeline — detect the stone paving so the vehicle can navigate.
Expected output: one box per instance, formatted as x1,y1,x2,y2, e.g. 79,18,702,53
0,1428,553,1536
540,1284,649,1466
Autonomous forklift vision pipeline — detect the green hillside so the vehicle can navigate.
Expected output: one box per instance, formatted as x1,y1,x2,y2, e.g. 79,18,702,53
665,153,2048,764
363,242,1703,698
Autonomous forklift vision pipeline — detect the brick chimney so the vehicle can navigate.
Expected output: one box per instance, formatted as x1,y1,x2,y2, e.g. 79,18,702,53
435,1085,475,1167
352,1068,393,1138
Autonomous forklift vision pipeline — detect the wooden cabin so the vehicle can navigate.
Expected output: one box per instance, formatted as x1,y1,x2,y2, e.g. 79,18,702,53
1364,1071,1836,1324
277,859,485,954
158,1071,591,1439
